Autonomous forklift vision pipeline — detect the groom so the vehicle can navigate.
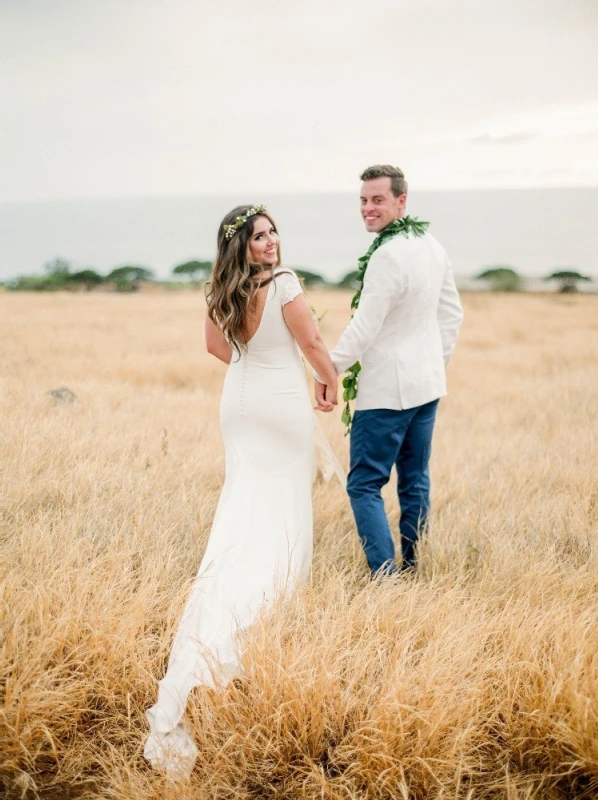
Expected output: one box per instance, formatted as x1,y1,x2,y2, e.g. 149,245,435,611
316,165,463,575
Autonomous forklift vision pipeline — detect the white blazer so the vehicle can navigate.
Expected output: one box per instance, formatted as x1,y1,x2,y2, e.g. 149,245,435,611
330,231,463,411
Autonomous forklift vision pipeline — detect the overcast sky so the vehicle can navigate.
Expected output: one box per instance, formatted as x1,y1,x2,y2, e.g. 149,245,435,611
1,0,597,202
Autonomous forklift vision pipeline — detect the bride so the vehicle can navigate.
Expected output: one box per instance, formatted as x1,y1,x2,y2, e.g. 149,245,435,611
144,204,338,777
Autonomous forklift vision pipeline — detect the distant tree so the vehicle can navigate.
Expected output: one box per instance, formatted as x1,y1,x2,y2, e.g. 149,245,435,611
70,269,104,291
7,258,73,290
37,257,73,289
8,259,103,291
107,265,154,282
544,269,592,293
294,268,327,287
44,257,71,276
476,266,521,292
106,265,154,292
172,260,212,285
8,274,53,291
336,270,359,290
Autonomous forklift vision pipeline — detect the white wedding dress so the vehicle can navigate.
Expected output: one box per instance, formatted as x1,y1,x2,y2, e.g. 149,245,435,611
144,269,341,778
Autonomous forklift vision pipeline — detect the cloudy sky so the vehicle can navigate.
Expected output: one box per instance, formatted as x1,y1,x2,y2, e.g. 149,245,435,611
1,0,597,202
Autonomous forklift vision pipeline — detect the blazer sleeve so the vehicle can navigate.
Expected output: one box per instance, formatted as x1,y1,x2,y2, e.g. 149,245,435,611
330,247,400,375
437,259,464,365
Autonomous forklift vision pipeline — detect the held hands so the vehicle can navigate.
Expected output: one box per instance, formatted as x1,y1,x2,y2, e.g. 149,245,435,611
314,379,338,413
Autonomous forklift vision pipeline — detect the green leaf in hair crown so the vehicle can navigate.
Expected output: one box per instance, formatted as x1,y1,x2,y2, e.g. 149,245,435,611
341,215,430,435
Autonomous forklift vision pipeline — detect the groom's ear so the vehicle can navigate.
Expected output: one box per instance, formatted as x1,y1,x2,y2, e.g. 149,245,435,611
397,193,407,214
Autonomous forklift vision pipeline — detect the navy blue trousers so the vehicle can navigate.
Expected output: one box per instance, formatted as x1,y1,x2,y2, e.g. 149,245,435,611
347,401,439,575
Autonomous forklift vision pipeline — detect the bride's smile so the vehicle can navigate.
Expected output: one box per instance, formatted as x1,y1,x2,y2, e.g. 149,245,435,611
248,216,280,266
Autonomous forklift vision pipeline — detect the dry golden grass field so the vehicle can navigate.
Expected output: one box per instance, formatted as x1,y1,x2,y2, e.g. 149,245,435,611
1,289,598,799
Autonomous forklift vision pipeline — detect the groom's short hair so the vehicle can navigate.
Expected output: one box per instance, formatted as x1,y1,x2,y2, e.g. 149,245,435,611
360,165,408,197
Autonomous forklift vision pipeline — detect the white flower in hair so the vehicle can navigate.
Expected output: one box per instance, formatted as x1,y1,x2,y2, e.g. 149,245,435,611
223,205,268,240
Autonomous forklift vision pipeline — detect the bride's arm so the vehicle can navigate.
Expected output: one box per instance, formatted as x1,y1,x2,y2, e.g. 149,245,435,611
283,293,338,409
205,316,232,364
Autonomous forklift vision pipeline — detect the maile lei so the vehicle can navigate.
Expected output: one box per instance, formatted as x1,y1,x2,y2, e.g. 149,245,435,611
341,215,430,434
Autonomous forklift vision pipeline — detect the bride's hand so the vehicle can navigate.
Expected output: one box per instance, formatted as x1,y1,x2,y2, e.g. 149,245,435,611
314,379,337,412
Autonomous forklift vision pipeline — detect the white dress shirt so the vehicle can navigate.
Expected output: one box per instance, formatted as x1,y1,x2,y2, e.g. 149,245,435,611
330,231,463,411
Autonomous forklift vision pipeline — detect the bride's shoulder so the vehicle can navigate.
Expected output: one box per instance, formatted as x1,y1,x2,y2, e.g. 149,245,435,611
273,268,304,306
273,266,298,278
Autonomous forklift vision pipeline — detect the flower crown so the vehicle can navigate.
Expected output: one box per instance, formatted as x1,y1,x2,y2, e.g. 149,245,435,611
223,205,268,240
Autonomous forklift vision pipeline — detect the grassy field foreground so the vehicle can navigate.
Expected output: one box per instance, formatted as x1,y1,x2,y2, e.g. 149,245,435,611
1,290,597,799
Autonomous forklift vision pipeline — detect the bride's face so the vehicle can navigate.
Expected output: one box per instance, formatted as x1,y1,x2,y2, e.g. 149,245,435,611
248,216,279,267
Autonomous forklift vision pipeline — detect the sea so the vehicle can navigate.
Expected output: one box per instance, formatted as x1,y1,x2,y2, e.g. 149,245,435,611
0,188,597,284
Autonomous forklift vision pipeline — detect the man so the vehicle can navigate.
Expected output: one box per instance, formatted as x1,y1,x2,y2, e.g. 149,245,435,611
316,164,463,575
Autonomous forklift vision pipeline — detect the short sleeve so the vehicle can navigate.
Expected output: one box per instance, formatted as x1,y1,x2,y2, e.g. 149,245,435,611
275,270,303,306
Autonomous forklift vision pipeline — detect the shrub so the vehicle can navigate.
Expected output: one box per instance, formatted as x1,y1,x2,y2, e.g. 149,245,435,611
172,260,212,284
476,267,521,292
544,269,592,293
336,270,360,290
70,270,104,291
294,269,327,287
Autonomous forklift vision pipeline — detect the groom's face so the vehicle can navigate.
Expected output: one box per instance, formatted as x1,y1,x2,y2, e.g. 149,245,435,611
360,177,406,233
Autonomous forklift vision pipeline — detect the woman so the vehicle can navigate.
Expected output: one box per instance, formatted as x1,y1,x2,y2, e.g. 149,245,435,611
144,205,338,777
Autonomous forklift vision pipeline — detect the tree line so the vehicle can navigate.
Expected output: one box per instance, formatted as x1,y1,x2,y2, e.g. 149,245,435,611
476,267,593,293
4,258,213,292
2,259,593,293
4,259,336,292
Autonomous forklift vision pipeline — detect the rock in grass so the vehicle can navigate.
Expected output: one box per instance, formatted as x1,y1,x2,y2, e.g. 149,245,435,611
49,387,77,404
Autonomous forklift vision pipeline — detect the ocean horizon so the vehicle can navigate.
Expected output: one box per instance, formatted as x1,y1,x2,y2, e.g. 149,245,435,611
1,187,597,284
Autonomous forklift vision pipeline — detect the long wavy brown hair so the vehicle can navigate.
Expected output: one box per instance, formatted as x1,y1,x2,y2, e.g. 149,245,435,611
205,205,281,354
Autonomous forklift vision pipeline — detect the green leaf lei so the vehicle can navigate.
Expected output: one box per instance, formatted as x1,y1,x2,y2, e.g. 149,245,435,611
341,215,431,434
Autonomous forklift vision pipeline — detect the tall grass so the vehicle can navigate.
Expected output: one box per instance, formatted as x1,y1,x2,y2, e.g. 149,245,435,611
1,290,597,799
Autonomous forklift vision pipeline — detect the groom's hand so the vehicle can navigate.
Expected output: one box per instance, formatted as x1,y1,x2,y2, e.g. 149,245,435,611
314,380,336,412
